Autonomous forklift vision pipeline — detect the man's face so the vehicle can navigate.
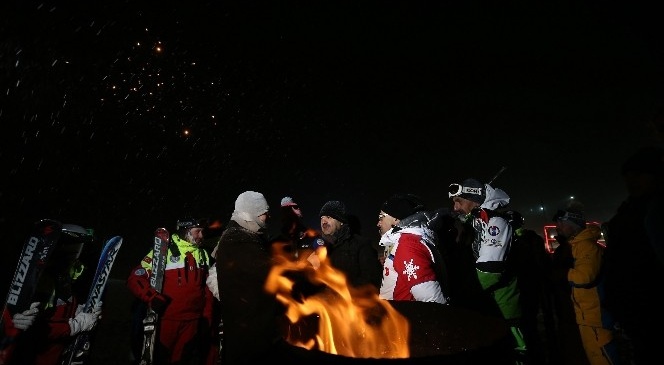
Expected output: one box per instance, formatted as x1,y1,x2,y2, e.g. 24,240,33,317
320,215,343,236
186,227,204,245
377,211,398,236
555,220,575,240
452,197,479,215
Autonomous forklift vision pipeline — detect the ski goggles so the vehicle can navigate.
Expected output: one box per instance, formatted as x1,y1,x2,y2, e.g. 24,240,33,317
448,183,483,198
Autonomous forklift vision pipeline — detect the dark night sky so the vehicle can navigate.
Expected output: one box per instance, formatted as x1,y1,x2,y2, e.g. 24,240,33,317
2,1,663,275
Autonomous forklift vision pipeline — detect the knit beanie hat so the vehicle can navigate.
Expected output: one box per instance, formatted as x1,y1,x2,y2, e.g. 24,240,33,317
281,196,298,207
280,196,302,218
553,202,586,229
449,178,486,204
234,191,269,223
382,194,426,220
319,200,347,223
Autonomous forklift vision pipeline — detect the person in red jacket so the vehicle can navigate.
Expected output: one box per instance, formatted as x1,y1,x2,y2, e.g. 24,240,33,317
0,223,101,365
377,193,448,304
127,218,214,365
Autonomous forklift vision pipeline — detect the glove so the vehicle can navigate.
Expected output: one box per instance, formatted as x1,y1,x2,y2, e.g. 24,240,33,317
69,310,100,336
307,251,321,269
92,300,103,319
12,302,40,330
74,300,103,316
206,264,220,301
150,293,170,314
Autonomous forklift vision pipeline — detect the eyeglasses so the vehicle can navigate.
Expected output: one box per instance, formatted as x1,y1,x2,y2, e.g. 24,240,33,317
448,183,483,198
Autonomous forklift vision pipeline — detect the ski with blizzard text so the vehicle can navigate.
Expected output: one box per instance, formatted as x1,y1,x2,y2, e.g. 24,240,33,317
59,235,123,365
138,228,169,365
0,219,63,365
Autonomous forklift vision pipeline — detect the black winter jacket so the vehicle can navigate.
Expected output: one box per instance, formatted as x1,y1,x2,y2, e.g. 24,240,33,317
215,220,284,365
324,224,382,290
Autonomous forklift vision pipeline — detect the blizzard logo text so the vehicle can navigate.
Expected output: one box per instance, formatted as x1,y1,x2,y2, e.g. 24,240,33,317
150,237,165,287
7,237,39,305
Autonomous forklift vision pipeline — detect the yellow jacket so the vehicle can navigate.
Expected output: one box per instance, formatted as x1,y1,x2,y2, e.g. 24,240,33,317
567,224,612,328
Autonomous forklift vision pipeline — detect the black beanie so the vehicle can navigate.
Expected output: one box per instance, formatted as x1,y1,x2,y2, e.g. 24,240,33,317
553,202,586,229
319,200,347,223
382,194,425,220
456,178,486,204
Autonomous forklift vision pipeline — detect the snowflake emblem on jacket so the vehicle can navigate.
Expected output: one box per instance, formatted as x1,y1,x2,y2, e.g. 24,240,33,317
402,258,419,281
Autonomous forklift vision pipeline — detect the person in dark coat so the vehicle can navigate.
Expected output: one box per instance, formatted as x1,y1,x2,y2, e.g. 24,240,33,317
544,233,589,365
213,191,289,365
506,214,550,365
310,200,382,291
273,196,315,260
604,146,664,364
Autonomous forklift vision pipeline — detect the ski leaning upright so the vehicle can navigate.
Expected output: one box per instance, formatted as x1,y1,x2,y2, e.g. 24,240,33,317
138,228,170,365
0,219,62,364
59,235,124,365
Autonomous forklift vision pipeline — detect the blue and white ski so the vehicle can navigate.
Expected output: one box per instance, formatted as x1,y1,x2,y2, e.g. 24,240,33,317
59,235,123,365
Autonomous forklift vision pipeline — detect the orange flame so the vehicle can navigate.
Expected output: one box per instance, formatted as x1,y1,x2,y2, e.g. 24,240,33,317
303,228,320,238
265,245,410,359
208,219,224,229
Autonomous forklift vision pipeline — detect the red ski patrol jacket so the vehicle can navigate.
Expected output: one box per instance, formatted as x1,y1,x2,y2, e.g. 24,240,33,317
127,233,214,323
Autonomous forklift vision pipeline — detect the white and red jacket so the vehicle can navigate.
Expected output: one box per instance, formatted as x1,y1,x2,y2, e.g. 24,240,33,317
378,225,447,304
126,233,214,322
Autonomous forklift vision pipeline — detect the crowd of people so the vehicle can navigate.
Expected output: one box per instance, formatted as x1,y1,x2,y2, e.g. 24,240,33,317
2,112,664,365
135,153,660,365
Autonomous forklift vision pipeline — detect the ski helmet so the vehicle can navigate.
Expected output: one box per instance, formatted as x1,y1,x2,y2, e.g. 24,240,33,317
45,224,92,276
505,210,525,230
61,223,92,238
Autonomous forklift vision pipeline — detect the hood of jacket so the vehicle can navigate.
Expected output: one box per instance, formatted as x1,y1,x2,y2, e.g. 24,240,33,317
480,184,510,210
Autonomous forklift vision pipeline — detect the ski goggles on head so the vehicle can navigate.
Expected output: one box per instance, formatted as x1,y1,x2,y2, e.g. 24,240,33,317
448,183,483,198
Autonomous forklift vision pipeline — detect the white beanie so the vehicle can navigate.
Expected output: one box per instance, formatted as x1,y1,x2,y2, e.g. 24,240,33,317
232,191,269,231
281,196,297,207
